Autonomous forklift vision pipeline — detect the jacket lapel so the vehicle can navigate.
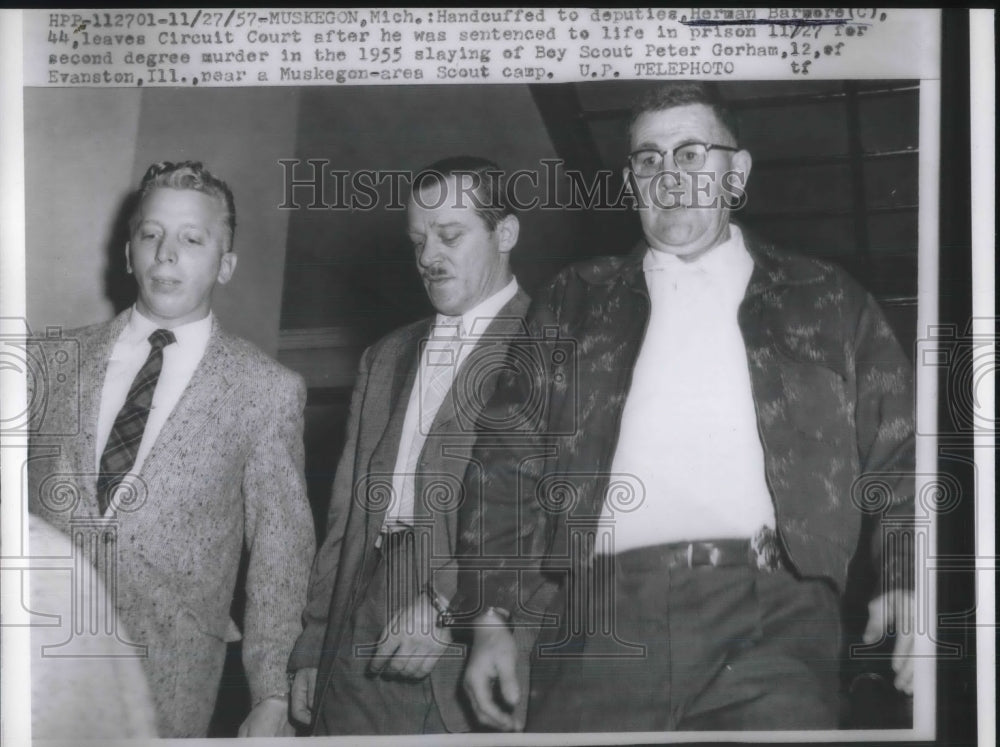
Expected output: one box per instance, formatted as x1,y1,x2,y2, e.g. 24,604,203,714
418,289,532,548
388,325,426,413
370,321,426,473
139,318,241,484
76,312,131,515
362,321,429,548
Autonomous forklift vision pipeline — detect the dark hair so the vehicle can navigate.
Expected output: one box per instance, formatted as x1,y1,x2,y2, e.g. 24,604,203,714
129,161,237,251
410,155,512,231
628,82,740,144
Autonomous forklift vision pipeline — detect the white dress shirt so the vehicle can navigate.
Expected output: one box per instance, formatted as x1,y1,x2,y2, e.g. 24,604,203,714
386,277,519,528
597,225,776,554
95,308,213,485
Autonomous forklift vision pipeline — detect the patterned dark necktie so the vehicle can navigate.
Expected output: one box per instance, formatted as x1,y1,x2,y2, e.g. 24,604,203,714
96,328,176,514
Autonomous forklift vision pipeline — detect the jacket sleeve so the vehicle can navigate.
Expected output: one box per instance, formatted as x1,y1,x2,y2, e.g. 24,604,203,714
241,369,317,705
287,346,372,671
850,287,916,594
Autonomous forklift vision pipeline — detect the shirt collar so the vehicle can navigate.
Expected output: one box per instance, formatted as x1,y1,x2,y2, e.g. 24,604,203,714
643,224,747,278
124,306,214,349
434,277,519,339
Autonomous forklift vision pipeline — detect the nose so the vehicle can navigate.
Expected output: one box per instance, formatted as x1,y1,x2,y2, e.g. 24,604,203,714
651,168,685,207
154,235,177,264
417,236,443,269
656,167,683,189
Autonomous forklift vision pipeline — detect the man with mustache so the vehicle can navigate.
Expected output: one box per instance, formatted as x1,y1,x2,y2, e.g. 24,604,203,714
28,161,315,737
288,156,533,735
458,82,916,732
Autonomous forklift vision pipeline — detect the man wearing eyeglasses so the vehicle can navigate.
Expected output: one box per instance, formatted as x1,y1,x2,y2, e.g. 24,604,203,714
457,82,915,732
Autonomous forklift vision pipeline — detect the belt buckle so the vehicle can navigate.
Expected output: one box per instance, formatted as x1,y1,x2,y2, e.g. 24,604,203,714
751,526,780,571
708,545,722,567
687,542,724,568
376,526,408,551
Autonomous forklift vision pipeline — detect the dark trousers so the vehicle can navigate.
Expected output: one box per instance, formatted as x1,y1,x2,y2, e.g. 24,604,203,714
528,547,842,731
315,531,446,735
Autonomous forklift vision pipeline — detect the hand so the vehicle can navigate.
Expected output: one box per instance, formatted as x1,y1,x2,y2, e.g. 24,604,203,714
289,667,317,727
863,590,915,695
462,611,523,732
370,593,453,680
237,695,295,737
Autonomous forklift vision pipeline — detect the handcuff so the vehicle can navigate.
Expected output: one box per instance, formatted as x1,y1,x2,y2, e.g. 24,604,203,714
424,582,455,628
424,582,512,628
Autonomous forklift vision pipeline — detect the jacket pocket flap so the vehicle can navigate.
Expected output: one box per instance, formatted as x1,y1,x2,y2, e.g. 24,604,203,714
183,605,243,643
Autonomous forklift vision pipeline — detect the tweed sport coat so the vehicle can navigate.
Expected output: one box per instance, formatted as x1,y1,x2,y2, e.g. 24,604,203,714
288,288,549,733
28,310,315,738
455,229,915,622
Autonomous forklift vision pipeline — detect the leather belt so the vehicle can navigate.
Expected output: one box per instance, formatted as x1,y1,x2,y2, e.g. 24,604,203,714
375,526,415,554
612,527,783,574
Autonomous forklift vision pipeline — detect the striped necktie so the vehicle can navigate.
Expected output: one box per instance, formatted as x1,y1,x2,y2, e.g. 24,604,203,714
96,328,176,514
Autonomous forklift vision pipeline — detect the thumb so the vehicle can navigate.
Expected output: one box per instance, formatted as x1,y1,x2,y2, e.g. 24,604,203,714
863,593,891,644
496,649,521,708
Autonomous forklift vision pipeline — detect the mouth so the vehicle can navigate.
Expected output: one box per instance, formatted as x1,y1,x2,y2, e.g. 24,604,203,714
150,276,182,289
423,274,453,285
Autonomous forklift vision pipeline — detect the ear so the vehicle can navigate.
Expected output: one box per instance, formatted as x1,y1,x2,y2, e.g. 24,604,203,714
216,251,238,285
124,241,133,274
496,214,520,255
731,149,752,187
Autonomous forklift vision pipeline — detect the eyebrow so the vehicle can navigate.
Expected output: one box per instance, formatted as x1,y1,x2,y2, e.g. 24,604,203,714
409,220,465,233
633,139,706,150
136,218,210,228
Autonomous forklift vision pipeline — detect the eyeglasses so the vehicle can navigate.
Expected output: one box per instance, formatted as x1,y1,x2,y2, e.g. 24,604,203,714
628,142,740,177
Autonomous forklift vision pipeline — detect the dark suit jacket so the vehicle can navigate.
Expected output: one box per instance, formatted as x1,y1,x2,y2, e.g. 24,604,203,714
290,288,541,733
28,311,316,737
